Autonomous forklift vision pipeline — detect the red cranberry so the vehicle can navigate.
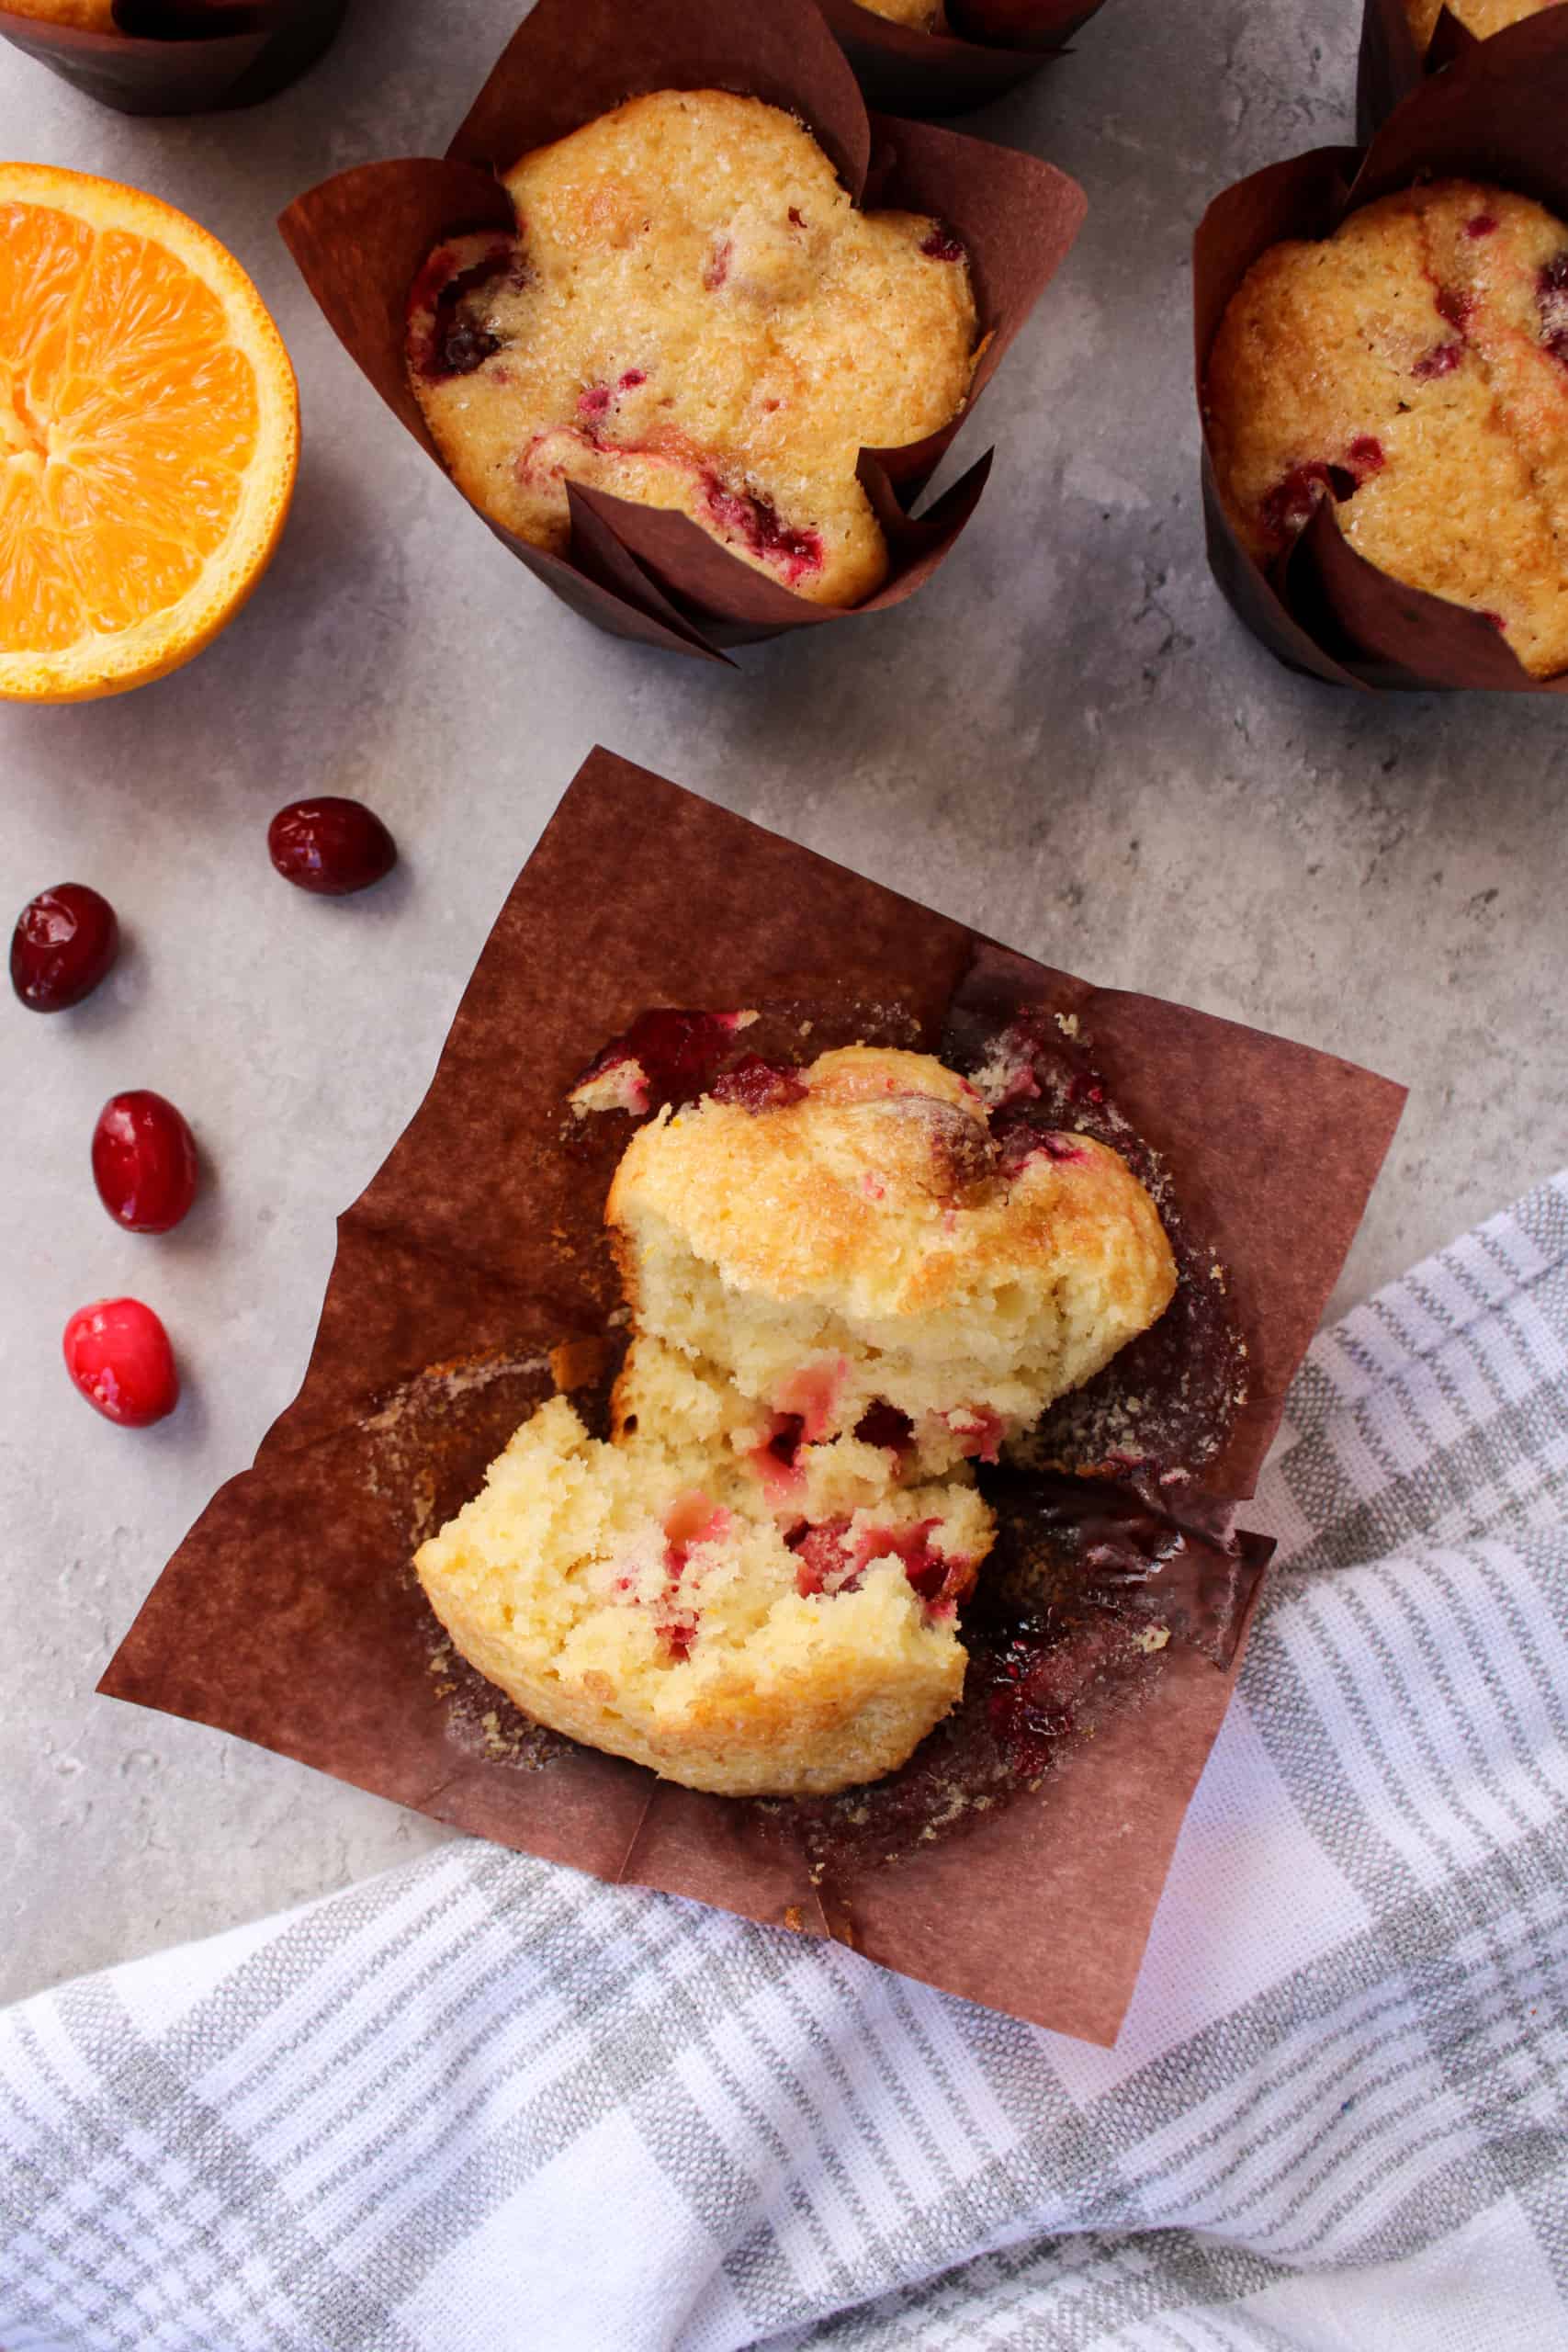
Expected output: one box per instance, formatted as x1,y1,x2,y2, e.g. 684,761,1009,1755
710,1057,808,1112
10,884,118,1012
92,1091,198,1234
268,798,397,897
62,1297,178,1428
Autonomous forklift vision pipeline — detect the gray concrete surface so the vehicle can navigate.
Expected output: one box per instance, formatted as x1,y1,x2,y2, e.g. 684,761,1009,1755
3,0,1564,2007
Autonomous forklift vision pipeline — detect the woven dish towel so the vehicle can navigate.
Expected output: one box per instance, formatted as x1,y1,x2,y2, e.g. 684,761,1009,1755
3,1177,1566,2352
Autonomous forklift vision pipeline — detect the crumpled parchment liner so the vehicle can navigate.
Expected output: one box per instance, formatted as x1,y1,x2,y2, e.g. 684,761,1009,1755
1197,12,1568,694
0,0,345,114
277,0,1086,660
100,748,1404,2044
814,0,1108,119
1357,0,1484,139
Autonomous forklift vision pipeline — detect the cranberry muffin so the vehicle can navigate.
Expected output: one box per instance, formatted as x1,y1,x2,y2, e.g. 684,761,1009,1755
1207,181,1568,676
406,90,978,607
418,1042,1175,1797
1404,0,1562,50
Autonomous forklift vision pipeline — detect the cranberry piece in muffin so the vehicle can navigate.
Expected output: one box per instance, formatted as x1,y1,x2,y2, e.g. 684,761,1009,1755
406,91,978,608
1206,180,1568,677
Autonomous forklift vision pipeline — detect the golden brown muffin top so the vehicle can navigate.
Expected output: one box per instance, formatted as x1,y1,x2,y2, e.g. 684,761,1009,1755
1206,180,1568,676
608,1044,1176,1332
407,90,976,609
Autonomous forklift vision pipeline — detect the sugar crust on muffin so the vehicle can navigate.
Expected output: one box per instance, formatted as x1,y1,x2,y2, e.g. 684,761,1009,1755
416,1042,1177,1798
1206,181,1568,676
406,90,978,608
1404,0,1560,50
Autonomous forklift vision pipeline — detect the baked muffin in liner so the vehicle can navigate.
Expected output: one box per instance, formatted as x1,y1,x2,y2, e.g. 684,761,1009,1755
278,0,1086,662
1197,13,1568,694
814,0,1109,119
0,0,345,116
1357,0,1568,138
99,747,1404,2045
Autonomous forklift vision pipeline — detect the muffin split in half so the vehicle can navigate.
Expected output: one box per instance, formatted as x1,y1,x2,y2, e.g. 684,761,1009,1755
416,1045,1177,1797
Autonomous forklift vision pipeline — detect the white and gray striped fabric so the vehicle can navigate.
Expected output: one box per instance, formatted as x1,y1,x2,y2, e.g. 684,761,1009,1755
4,1176,1566,2352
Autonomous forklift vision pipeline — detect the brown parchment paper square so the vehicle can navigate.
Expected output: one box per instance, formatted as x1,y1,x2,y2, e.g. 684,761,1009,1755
100,750,1404,2044
1197,13,1568,695
277,0,1086,659
0,0,344,115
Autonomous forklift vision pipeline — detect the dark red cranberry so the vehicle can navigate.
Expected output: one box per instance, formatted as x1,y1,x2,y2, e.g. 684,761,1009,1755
572,1009,755,1114
268,798,397,897
10,884,118,1012
919,225,967,263
1466,214,1498,239
1347,435,1385,473
62,1297,178,1427
710,1057,808,1112
409,240,518,382
92,1091,198,1234
704,476,823,583
854,1401,914,1453
1259,461,1359,544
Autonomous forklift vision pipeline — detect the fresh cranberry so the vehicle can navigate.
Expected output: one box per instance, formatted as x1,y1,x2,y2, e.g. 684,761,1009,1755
1347,435,1385,473
268,798,397,897
10,884,118,1012
919,225,966,264
1466,214,1498,239
92,1091,198,1234
710,1057,808,1112
62,1297,178,1427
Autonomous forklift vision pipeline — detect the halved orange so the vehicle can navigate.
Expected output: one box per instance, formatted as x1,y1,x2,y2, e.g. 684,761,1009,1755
0,164,298,702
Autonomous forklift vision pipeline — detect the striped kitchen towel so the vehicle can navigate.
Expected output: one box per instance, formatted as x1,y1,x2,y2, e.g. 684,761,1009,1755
2,1176,1565,2352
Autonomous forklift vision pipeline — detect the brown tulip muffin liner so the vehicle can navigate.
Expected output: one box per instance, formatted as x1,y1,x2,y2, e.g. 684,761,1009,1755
1356,0,1568,138
277,0,1086,663
0,0,345,116
815,0,1109,119
1197,13,1568,694
99,749,1404,2044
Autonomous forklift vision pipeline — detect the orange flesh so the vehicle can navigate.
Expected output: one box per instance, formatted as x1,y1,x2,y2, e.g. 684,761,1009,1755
0,199,262,658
